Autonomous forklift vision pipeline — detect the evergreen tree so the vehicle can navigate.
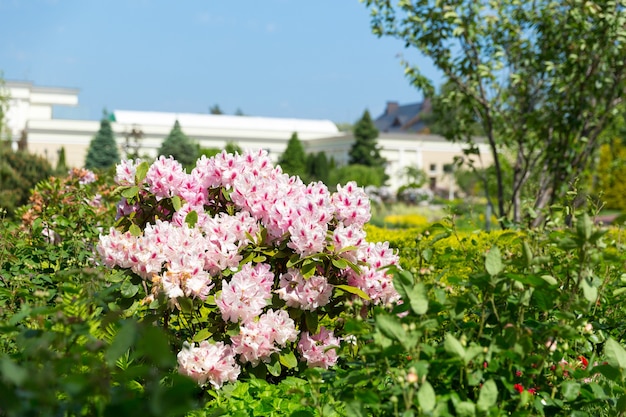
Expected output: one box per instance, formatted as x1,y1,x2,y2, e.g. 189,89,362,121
0,145,53,217
85,114,120,170
209,104,223,115
56,146,68,175
158,120,199,168
224,141,242,154
349,110,385,167
278,132,307,179
306,152,330,184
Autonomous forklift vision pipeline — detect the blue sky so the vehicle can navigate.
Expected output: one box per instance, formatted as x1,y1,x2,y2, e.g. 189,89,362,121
0,0,441,124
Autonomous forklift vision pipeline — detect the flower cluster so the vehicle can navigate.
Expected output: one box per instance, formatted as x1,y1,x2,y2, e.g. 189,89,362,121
98,149,400,389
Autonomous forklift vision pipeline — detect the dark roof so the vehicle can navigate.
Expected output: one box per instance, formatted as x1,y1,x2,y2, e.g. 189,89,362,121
374,100,431,133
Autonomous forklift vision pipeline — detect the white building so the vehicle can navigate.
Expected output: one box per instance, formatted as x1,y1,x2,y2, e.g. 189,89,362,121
3,81,492,192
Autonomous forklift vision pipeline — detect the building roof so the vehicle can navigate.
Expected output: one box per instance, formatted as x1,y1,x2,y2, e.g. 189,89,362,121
374,100,431,133
112,110,340,139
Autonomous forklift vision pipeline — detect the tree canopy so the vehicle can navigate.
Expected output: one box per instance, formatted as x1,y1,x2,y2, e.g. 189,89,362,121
364,0,626,226
158,120,199,168
85,114,120,170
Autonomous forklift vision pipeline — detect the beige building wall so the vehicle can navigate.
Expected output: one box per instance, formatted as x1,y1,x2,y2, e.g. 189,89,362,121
4,81,494,195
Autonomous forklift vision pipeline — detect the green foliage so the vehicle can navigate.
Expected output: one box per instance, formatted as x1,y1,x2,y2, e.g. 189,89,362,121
0,74,10,141
158,120,199,168
327,205,626,415
85,116,121,170
364,0,626,226
349,110,385,168
329,164,386,188
199,142,243,159
209,104,223,115
278,132,307,179
0,172,198,416
0,146,54,217
596,142,626,210
56,146,68,175
196,375,343,416
306,152,330,184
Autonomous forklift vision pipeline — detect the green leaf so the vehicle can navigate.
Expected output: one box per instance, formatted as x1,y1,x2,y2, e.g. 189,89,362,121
444,334,465,359
576,213,593,240
0,357,28,386
120,279,139,298
286,254,301,268
305,312,318,334
581,278,597,303
335,284,371,301
375,314,407,343
418,381,436,412
301,260,317,278
540,275,558,286
193,328,212,342
106,320,136,366
279,351,298,369
477,379,498,411
406,282,428,315
485,246,503,276
135,161,150,183
121,186,140,199
171,195,182,211
331,257,348,269
617,395,626,413
129,223,142,237
267,358,282,377
185,210,198,228
604,338,626,369
455,401,476,417
561,380,580,402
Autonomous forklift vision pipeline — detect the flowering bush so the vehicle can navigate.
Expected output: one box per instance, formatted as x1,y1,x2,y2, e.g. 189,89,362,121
97,149,400,389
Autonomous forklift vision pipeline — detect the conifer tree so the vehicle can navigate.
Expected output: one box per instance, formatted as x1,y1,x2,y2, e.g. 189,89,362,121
85,113,120,170
306,152,330,184
158,120,199,168
278,132,307,179
349,110,385,167
56,146,68,175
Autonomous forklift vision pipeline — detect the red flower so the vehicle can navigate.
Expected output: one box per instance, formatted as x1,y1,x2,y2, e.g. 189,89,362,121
527,387,537,395
514,383,524,393
515,370,523,377
578,356,589,369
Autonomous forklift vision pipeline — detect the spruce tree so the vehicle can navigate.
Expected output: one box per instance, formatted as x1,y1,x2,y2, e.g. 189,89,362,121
349,110,385,167
56,146,68,175
85,114,120,170
278,132,307,179
158,120,199,168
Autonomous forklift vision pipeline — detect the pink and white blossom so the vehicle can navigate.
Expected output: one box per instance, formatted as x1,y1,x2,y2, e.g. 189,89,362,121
277,269,333,311
297,326,340,369
177,341,240,388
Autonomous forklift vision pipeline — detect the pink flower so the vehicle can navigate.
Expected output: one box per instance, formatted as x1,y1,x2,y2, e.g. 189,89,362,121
115,159,141,185
297,326,340,369
277,269,333,311
216,263,273,323
331,182,371,227
145,156,186,200
177,341,240,389
288,218,327,257
332,224,366,263
231,310,298,365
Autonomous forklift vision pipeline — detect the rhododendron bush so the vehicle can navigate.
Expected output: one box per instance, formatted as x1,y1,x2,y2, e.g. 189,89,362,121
97,149,399,389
